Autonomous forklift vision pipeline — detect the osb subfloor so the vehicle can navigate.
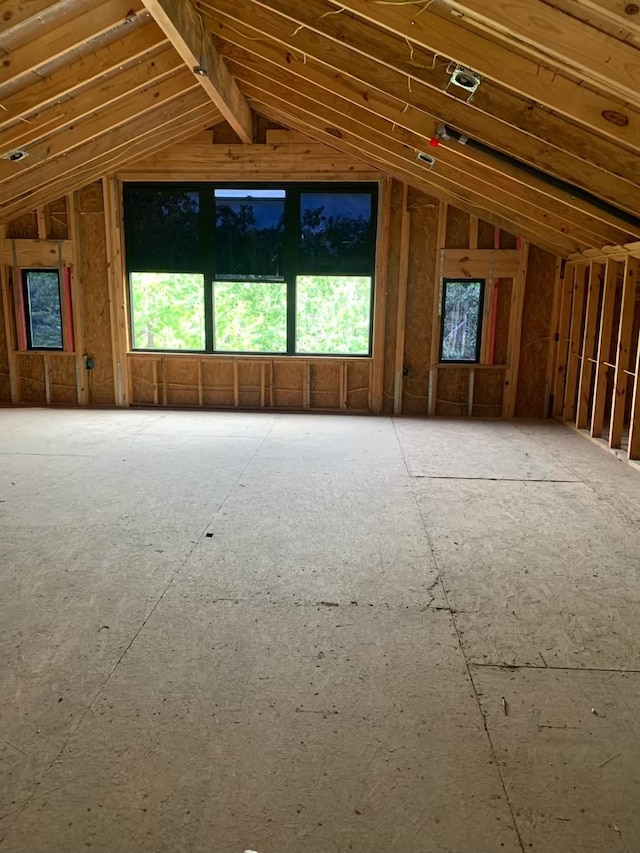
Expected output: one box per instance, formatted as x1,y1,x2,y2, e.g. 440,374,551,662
1,409,639,853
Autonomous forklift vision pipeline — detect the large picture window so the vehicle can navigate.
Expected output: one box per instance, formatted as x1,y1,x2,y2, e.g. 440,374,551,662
123,183,377,356
439,279,484,363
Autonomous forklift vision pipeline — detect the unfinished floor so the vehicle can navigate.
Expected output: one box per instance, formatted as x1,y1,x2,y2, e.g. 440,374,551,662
1,409,639,853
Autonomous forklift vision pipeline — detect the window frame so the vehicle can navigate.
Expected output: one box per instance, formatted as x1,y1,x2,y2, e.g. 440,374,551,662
21,267,65,352
123,181,378,358
439,277,485,364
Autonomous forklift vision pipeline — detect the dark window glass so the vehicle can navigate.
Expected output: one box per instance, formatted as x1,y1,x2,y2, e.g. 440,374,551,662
23,269,63,349
215,189,285,279
300,192,373,275
124,186,201,272
440,279,484,362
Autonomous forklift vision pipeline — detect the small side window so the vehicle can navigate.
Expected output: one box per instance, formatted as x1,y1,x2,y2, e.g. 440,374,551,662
22,268,63,350
439,278,484,363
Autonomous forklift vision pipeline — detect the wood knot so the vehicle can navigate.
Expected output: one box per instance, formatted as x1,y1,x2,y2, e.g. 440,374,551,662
602,110,629,127
624,3,639,14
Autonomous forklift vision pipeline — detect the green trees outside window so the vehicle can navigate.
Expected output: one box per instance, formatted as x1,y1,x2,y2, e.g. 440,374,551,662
440,279,484,363
23,269,63,349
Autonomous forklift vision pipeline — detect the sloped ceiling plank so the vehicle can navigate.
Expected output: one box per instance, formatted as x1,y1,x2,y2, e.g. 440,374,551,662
0,86,208,216
140,0,253,141
541,0,640,42
442,0,640,105
228,52,637,244
202,0,639,210
239,79,597,251
0,108,221,223
0,46,183,156
0,23,167,128
0,0,59,33
0,0,147,89
252,101,577,258
0,69,199,187
325,0,640,149
217,36,640,232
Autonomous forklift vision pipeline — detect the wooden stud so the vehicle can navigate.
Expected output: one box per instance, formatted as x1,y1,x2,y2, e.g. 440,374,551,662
66,193,89,406
260,362,266,408
152,359,159,406
198,359,204,407
590,259,619,437
468,368,475,417
43,355,51,404
371,177,391,414
304,362,310,409
575,263,603,429
162,357,168,405
393,183,410,416
503,240,529,419
562,264,588,422
0,225,19,403
552,264,575,417
628,334,640,461
428,203,447,416
233,361,239,407
609,258,639,448
469,216,479,250
102,176,129,407
544,257,563,416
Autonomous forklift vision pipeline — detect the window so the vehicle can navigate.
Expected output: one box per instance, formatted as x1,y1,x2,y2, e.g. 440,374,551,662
130,273,205,351
22,269,63,350
439,279,484,363
123,183,377,357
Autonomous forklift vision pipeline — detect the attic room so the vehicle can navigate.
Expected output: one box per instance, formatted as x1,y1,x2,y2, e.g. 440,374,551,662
0,1,639,851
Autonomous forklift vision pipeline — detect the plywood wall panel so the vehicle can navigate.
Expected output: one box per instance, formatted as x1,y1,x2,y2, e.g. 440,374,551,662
515,246,557,418
310,361,340,410
18,355,45,402
493,279,512,367
49,355,77,405
129,357,156,404
346,361,370,411
445,207,470,250
238,360,263,408
473,369,504,418
76,182,114,406
6,212,37,239
436,369,469,417
202,358,235,407
402,188,438,416
45,197,69,240
272,362,304,409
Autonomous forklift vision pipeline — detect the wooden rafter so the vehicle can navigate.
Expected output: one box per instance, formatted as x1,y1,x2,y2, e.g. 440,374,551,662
323,0,640,149
140,0,253,141
441,0,640,106
200,0,640,213
219,38,638,243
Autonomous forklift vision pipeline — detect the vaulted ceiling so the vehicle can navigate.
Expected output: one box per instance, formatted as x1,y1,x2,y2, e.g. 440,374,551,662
1,0,639,257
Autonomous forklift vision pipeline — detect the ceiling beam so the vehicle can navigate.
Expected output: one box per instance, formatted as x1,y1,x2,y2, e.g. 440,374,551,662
441,0,640,105
0,75,202,200
0,46,183,156
253,100,576,258
552,0,640,39
0,93,218,221
224,44,638,243
323,0,640,149
0,23,167,130
0,0,146,89
140,0,253,141
0,0,59,33
0,108,221,223
201,0,639,209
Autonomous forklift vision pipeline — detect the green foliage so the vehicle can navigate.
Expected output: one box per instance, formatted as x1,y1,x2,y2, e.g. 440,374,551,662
296,276,371,354
441,281,481,361
300,205,372,274
27,271,63,348
214,281,287,352
131,272,205,350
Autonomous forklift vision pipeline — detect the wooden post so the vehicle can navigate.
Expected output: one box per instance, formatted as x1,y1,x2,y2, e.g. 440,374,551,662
552,263,575,417
0,226,19,403
628,333,640,461
544,257,563,416
102,176,130,407
67,193,89,405
371,177,392,414
562,263,588,422
393,183,410,416
575,262,603,429
590,259,618,437
503,240,529,418
428,203,447,416
609,257,638,448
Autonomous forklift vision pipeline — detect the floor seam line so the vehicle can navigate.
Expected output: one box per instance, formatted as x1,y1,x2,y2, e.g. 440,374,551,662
8,418,280,824
391,417,527,853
